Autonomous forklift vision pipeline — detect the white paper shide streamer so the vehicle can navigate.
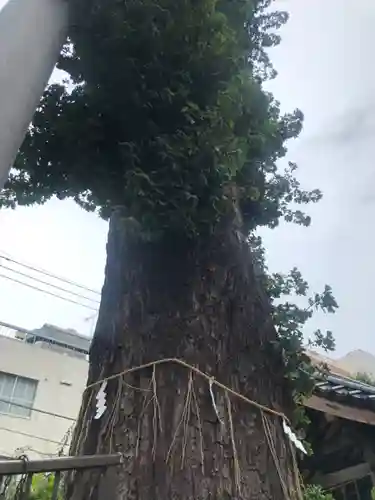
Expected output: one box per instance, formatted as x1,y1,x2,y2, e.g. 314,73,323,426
282,419,307,454
94,381,107,419
209,378,224,425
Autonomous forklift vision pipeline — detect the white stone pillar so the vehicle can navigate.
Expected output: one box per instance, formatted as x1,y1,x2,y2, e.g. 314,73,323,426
0,0,68,189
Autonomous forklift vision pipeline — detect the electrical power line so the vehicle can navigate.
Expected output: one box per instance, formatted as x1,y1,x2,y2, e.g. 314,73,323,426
0,262,100,305
0,273,98,311
0,398,76,422
0,253,101,296
9,447,60,458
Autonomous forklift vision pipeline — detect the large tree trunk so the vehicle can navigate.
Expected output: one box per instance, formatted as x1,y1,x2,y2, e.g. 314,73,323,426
66,210,302,500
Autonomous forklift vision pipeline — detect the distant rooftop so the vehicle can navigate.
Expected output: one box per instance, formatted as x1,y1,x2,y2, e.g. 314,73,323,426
30,323,91,354
0,320,91,356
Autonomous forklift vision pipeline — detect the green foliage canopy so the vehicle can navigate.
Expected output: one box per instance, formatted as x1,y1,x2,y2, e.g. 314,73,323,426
1,0,319,237
303,485,334,500
0,0,338,414
250,234,338,411
356,372,375,386
29,474,62,500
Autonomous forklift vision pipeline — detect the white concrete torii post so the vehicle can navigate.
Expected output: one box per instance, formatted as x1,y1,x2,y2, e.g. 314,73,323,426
0,0,68,190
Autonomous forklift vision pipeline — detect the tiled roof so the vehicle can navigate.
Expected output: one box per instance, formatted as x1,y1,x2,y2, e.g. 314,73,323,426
314,373,375,410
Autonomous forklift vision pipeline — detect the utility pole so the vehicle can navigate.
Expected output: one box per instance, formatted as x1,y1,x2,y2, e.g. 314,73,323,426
0,0,68,190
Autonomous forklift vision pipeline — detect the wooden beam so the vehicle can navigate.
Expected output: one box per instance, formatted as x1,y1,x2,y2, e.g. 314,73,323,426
305,395,375,426
314,462,371,489
364,448,375,486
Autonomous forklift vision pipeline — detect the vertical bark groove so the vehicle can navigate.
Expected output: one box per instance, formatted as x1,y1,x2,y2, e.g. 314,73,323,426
67,211,301,500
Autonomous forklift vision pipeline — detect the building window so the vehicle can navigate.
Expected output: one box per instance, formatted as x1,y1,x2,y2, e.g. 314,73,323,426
0,372,38,418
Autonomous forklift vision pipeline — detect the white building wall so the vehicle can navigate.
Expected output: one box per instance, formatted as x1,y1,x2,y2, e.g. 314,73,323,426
0,0,68,189
0,335,88,458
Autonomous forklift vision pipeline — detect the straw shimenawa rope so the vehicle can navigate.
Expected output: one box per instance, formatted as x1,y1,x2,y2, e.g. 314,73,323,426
80,357,302,499
85,357,290,423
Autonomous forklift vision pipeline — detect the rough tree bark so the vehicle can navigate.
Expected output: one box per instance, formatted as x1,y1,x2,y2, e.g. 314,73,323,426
66,208,302,500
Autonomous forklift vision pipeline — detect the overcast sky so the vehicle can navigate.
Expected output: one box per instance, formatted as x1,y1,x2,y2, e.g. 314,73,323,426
0,0,374,356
